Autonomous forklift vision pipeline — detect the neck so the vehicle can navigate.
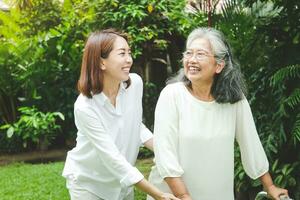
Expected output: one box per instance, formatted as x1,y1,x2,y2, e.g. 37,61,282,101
190,80,214,101
102,76,121,106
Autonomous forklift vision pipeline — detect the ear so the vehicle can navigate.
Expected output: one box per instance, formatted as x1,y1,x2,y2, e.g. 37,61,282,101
100,59,106,70
216,60,225,74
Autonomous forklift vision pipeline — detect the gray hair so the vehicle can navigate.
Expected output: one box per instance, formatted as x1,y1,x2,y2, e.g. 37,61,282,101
167,27,247,104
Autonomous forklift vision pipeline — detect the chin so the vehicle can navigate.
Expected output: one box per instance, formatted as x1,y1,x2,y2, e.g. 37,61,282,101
120,74,130,81
187,74,199,81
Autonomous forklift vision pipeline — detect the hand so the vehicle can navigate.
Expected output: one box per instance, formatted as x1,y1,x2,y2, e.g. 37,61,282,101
267,184,289,200
177,194,193,200
155,192,181,200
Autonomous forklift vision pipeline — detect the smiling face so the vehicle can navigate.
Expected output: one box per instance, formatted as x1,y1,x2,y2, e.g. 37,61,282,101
183,38,224,85
101,36,133,82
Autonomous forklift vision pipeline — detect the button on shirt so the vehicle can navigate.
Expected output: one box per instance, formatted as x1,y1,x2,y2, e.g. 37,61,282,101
62,73,153,200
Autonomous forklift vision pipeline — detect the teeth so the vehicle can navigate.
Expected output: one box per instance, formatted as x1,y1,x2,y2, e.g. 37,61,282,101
122,68,130,72
189,66,200,72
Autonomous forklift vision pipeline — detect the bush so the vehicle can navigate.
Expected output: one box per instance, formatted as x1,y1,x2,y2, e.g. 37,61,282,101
0,106,64,151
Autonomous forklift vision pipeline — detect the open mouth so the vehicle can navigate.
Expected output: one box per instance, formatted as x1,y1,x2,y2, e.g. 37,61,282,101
188,66,201,73
121,67,130,73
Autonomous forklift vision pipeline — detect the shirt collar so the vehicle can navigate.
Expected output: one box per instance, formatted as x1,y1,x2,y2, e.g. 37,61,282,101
93,81,127,106
119,81,127,94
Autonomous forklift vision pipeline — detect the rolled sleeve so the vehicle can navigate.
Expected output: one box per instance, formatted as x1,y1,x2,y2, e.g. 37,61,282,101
120,167,144,187
75,107,144,186
154,86,184,178
235,98,269,179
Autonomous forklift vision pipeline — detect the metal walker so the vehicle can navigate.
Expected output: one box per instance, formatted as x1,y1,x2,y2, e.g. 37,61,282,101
255,191,293,200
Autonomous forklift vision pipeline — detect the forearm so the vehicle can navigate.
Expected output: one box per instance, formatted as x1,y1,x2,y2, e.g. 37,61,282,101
135,178,162,199
260,172,274,191
259,172,289,199
165,177,190,198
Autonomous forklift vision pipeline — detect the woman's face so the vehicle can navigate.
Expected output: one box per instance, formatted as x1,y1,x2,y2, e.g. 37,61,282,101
183,38,223,84
101,36,133,82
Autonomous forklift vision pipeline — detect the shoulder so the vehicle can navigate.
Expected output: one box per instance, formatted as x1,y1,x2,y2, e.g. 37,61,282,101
234,95,248,105
125,73,143,96
157,82,184,104
160,82,184,96
129,73,143,86
233,95,252,111
74,94,94,111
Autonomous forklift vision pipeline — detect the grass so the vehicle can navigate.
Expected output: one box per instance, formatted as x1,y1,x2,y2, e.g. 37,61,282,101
0,158,153,200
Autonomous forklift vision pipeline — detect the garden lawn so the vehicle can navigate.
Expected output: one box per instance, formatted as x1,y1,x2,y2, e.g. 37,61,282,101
0,158,153,200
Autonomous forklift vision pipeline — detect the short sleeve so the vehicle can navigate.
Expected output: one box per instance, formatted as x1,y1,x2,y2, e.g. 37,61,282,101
235,98,269,179
153,85,184,179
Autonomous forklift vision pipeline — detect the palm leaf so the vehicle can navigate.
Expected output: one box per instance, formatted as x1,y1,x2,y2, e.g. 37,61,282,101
220,0,244,21
270,64,300,86
292,113,300,146
284,88,300,109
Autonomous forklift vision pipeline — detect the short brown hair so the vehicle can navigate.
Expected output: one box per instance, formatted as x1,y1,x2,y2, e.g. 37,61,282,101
77,28,131,98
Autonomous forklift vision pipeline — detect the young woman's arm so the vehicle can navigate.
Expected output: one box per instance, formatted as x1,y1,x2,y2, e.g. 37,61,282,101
135,179,180,200
143,138,153,151
140,122,154,151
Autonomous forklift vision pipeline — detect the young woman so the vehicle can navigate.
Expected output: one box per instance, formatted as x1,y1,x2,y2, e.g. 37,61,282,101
147,27,289,200
62,29,179,200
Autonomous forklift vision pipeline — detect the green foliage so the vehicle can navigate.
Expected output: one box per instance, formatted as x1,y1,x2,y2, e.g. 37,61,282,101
271,65,300,87
0,0,88,145
0,106,64,150
138,147,154,159
142,82,160,130
271,160,298,188
19,0,62,35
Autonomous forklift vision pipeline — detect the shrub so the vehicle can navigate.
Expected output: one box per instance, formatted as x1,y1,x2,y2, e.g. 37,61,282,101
0,106,64,151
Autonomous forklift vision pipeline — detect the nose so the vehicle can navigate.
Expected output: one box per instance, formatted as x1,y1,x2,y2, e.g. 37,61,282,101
126,54,133,64
187,53,197,63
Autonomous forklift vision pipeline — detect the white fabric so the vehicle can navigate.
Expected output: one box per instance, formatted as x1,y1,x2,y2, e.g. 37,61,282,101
62,73,153,200
148,82,269,200
67,176,134,200
67,176,103,200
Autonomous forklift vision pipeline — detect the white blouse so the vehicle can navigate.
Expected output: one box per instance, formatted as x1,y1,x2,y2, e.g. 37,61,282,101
62,73,153,200
148,82,269,200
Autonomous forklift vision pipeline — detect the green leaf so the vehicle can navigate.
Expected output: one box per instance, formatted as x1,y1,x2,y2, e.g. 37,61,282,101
270,64,300,86
284,88,300,109
54,112,65,121
7,126,14,138
0,124,10,130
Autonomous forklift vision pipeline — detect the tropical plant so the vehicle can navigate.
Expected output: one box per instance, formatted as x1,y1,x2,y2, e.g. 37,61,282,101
0,106,64,150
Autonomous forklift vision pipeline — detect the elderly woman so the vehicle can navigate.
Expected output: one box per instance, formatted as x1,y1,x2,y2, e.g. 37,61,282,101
147,27,288,200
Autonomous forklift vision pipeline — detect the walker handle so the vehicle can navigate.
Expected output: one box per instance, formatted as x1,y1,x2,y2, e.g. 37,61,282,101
255,191,293,200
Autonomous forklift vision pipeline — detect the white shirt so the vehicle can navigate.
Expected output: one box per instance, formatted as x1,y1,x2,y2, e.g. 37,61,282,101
62,73,153,200
147,82,269,200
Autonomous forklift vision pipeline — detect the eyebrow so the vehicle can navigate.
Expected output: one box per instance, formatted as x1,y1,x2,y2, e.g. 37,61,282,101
116,48,131,51
186,48,210,52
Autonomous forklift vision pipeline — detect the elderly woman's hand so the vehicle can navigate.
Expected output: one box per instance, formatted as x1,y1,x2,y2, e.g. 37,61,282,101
156,193,181,200
267,184,289,200
177,194,192,200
